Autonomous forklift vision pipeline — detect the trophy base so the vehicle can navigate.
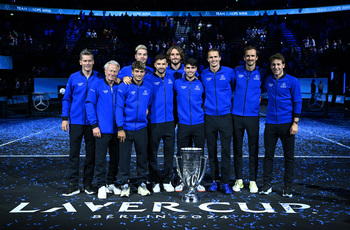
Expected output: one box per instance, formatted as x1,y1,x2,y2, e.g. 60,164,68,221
181,194,199,203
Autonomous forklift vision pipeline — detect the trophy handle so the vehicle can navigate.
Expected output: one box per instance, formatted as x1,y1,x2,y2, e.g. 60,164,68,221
174,156,186,183
196,155,208,186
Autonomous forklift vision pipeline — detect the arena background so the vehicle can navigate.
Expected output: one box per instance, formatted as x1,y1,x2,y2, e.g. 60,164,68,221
0,0,349,229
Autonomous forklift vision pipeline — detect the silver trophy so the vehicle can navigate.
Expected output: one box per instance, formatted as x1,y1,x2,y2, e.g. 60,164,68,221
175,147,208,203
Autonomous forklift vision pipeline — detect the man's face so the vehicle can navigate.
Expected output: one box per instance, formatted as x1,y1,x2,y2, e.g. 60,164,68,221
135,49,148,64
132,68,146,82
207,51,221,68
243,49,258,67
154,58,168,75
79,55,94,72
169,48,182,65
270,59,285,77
104,64,119,83
185,64,197,79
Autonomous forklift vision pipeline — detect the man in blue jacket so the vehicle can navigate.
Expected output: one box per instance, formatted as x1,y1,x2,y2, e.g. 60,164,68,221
117,44,154,83
201,49,234,194
174,57,206,193
259,53,302,198
144,53,176,193
116,61,153,197
86,60,120,199
61,49,102,196
231,46,266,194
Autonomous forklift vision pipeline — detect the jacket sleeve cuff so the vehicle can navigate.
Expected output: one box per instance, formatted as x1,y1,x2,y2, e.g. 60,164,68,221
117,126,124,131
62,116,68,121
91,123,99,129
293,113,301,118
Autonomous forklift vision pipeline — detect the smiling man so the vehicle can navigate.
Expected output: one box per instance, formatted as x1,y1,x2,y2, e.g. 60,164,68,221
260,53,302,198
231,46,266,194
86,60,121,199
200,48,234,195
61,49,102,196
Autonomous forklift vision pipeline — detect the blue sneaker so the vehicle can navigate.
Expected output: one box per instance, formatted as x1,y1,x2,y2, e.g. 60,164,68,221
222,183,232,194
208,182,218,192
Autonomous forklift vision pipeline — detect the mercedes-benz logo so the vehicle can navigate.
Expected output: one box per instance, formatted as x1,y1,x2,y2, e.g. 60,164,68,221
33,95,49,111
308,94,324,111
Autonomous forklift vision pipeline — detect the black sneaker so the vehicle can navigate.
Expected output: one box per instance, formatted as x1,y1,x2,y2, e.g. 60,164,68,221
259,184,272,195
282,186,293,198
84,185,96,195
62,184,80,196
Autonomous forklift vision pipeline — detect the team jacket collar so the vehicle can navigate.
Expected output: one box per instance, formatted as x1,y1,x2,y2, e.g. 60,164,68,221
273,72,287,80
80,70,94,78
209,65,222,74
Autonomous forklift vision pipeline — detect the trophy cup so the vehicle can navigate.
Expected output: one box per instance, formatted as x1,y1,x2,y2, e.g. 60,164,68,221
175,147,208,203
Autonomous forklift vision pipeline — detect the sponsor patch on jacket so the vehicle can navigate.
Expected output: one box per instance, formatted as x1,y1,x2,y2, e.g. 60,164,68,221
253,75,260,80
268,83,274,87
194,85,201,90
168,79,173,84
154,82,160,85
181,86,187,89
206,77,212,81
131,91,136,95
90,89,95,92
143,90,149,95
219,75,226,80
78,82,84,86
280,83,287,88
238,74,244,78
103,90,108,93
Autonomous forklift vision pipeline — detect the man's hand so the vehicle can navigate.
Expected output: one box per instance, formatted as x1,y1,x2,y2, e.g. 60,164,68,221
290,123,298,135
93,127,101,138
61,120,69,132
123,76,132,85
118,130,126,142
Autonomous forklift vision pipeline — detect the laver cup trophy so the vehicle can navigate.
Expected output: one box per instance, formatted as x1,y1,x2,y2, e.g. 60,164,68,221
175,147,208,203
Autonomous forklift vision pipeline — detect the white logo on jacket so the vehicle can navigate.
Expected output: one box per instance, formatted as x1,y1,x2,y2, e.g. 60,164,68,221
103,90,108,93
254,75,260,80
154,82,160,85
194,85,201,90
181,86,187,89
268,83,273,87
280,83,287,88
143,90,149,95
168,79,173,84
238,74,244,78
78,83,84,86
206,77,212,81
131,91,136,95
219,75,226,80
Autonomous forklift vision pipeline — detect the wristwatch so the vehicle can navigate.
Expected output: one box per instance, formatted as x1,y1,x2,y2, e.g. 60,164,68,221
293,121,299,125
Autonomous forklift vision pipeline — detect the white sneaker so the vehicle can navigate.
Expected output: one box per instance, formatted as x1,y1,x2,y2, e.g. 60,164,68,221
152,183,161,193
163,182,175,192
232,179,244,192
106,184,121,195
197,184,206,192
120,184,130,197
98,186,107,199
175,183,185,192
249,181,258,193
138,183,151,196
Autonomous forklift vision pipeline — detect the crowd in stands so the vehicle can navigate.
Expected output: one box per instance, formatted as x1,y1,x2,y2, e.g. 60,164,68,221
0,5,349,97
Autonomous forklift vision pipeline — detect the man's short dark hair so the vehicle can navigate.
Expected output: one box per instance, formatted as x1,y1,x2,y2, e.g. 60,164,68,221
269,53,285,64
184,58,197,67
244,46,259,57
131,61,146,70
154,53,167,62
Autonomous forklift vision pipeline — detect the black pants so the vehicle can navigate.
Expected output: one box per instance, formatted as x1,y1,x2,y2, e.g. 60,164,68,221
177,123,205,153
68,124,95,187
148,121,175,183
232,115,259,181
119,127,148,185
205,114,233,184
263,123,295,187
95,133,119,188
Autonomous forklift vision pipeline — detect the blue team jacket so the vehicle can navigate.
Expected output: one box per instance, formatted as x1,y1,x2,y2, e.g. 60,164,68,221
200,66,234,116
144,72,175,124
232,65,265,117
116,81,153,131
166,64,199,80
174,77,205,125
86,78,118,134
62,70,102,125
117,65,154,80
265,73,302,124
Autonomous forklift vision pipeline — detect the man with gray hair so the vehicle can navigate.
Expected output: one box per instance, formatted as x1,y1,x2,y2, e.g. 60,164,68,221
86,60,120,199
